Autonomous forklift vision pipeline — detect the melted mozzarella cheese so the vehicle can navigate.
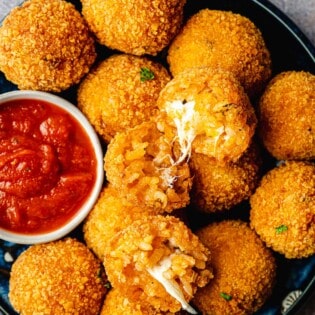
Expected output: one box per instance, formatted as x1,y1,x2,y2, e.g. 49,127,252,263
147,255,198,314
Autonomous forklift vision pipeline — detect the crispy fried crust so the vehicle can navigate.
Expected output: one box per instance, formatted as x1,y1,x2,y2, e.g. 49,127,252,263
193,220,276,315
0,0,96,92
167,9,272,97
104,215,213,313
81,0,186,55
104,121,192,213
258,71,315,160
250,161,315,259
189,142,262,213
9,238,107,315
77,54,171,143
157,67,257,163
100,289,177,315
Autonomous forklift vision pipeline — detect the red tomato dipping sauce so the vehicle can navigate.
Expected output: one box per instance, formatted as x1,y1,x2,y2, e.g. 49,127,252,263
0,99,98,234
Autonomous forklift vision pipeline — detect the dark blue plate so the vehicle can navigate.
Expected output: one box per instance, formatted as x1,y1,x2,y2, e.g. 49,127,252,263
0,0,314,314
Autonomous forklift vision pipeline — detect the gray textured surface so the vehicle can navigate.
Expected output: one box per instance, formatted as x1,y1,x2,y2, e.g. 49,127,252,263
269,0,315,46
0,0,314,314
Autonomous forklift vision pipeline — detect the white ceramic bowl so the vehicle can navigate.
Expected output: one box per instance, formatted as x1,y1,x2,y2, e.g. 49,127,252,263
0,90,104,244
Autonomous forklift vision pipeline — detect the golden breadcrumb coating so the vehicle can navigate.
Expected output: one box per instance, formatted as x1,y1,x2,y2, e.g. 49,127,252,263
258,71,315,160
104,215,213,314
0,0,96,92
9,238,107,315
83,185,155,260
104,121,192,213
189,142,262,213
193,220,276,315
250,161,315,259
156,67,257,163
81,0,186,55
77,54,171,143
167,9,272,97
100,289,179,315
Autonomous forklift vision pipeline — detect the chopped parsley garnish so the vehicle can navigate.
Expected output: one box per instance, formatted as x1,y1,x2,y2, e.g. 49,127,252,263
140,67,155,82
104,281,112,289
220,292,232,301
275,224,288,234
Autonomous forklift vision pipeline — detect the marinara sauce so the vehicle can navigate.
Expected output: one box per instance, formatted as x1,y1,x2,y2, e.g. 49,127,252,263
0,99,98,234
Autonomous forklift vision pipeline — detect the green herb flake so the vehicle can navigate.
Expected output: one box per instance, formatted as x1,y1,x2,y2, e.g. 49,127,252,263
220,292,232,301
140,67,155,82
275,224,288,234
104,281,112,289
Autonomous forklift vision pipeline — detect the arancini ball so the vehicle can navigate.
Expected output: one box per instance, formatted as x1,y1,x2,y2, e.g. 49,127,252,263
0,0,96,92
250,161,315,259
189,142,262,213
81,0,186,55
156,67,257,164
258,71,315,160
167,9,272,97
9,238,107,315
77,54,171,143
193,220,276,315
103,215,213,314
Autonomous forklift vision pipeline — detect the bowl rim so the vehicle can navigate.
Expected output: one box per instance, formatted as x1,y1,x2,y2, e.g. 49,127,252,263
0,90,104,244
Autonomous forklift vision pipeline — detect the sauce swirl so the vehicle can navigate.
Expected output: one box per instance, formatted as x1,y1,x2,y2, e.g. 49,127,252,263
0,99,98,234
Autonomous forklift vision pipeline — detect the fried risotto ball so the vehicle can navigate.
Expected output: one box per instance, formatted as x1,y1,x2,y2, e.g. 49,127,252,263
167,9,272,97
156,67,257,164
258,71,315,160
103,215,213,314
189,142,262,213
78,54,171,143
0,0,96,92
81,0,186,55
193,220,276,315
104,121,192,213
9,238,107,315
83,184,155,260
250,161,315,259
100,289,181,315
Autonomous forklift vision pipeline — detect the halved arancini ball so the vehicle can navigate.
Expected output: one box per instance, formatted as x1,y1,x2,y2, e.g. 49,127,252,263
156,67,257,164
103,215,213,314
